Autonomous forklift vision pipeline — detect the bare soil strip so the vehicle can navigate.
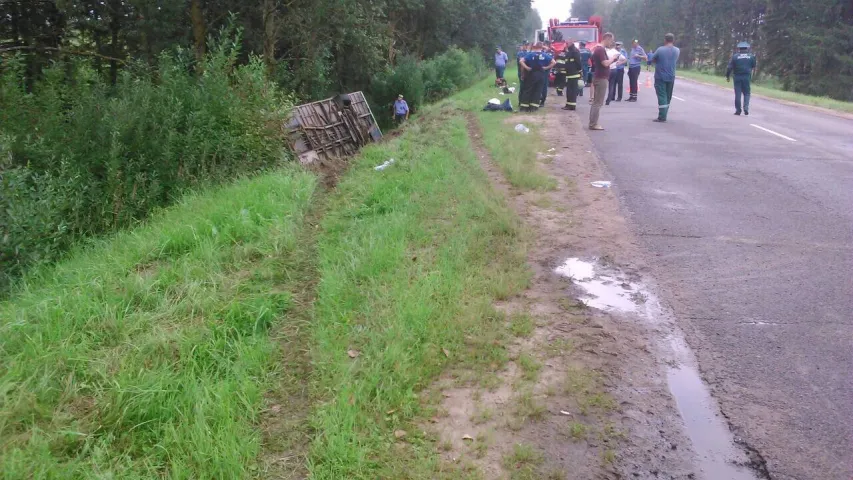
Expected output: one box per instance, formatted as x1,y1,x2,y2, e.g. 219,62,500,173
425,109,703,479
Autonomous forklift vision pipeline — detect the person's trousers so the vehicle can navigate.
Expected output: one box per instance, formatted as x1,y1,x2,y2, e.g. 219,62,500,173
541,71,550,105
615,69,624,100
521,70,546,110
734,75,751,113
628,66,641,99
654,79,675,120
607,70,618,102
584,70,592,85
555,72,566,95
565,75,580,109
496,65,505,79
589,78,608,126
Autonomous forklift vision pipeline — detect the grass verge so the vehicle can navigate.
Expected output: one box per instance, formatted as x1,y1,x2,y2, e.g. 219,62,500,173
306,106,530,478
448,71,558,191
677,69,853,114
0,170,318,477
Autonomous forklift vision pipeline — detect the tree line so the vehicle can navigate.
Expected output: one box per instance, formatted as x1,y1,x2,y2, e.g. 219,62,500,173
0,0,532,99
570,0,853,101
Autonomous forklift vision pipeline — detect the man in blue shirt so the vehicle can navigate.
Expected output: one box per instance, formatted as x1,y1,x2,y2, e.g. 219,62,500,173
516,42,529,82
393,94,409,125
494,46,509,80
579,41,592,89
519,42,556,112
726,42,757,115
627,39,646,102
647,33,680,122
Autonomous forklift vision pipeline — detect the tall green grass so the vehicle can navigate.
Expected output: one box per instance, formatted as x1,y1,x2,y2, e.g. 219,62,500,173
307,108,530,478
0,169,317,478
449,71,558,191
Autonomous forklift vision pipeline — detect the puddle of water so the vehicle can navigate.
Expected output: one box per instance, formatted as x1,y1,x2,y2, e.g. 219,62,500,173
667,364,760,480
555,258,762,480
554,258,652,314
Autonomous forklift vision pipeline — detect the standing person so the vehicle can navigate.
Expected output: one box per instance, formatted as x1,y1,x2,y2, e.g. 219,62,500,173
494,46,509,81
726,42,757,115
562,40,583,111
540,41,554,107
392,94,409,125
647,33,680,122
627,39,646,102
606,43,626,105
519,42,556,112
615,41,628,101
579,41,591,97
517,41,529,82
589,32,618,130
554,49,569,96
517,42,529,107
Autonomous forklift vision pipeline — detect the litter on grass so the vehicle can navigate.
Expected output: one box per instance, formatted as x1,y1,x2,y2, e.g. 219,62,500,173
515,124,530,133
374,158,395,171
590,181,612,188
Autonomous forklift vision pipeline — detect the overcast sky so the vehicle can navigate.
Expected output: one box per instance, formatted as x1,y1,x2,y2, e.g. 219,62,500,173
531,0,574,28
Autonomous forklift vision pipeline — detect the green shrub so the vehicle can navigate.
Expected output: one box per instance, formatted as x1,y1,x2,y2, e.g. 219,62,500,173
368,47,487,129
0,31,292,292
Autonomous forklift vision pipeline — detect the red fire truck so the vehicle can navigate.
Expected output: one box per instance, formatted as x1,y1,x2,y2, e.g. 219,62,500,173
535,16,603,85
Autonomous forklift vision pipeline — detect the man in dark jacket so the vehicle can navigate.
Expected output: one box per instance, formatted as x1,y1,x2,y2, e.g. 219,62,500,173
562,42,583,110
726,42,757,115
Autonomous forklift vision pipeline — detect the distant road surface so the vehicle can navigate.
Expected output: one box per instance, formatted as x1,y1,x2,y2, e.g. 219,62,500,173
579,75,853,480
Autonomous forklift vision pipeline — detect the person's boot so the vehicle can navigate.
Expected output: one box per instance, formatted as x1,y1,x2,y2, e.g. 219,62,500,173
557,90,563,97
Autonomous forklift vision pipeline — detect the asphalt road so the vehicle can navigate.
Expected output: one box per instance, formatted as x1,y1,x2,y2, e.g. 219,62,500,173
574,74,853,480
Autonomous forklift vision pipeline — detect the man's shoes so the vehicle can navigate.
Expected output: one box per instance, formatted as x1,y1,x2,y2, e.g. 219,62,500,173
616,99,622,102
653,118,666,122
605,101,611,106
734,111,741,115
557,91,563,96
539,102,545,107
561,106,572,110
590,124,605,130
744,110,749,116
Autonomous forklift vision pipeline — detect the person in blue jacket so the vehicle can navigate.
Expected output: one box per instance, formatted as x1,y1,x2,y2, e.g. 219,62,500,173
726,42,757,116
519,42,556,112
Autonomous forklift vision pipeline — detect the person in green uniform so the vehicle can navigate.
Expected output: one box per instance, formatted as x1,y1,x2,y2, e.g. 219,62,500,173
726,42,757,116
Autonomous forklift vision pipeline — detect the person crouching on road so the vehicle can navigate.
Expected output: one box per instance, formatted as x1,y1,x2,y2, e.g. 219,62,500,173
519,42,556,112
726,42,757,116
627,39,646,102
562,40,583,111
393,94,409,125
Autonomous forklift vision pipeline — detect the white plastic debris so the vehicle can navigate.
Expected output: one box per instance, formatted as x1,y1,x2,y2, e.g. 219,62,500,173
590,181,612,188
514,124,530,133
374,158,395,171
507,87,516,93
488,98,501,105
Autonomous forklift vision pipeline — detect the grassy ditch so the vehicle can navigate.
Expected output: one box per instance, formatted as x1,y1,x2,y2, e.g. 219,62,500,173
0,170,318,478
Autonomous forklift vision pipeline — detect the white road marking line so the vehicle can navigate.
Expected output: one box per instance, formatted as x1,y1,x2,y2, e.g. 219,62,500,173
750,124,798,142
672,95,686,101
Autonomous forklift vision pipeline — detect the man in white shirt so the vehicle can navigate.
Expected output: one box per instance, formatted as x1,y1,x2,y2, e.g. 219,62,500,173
605,46,626,105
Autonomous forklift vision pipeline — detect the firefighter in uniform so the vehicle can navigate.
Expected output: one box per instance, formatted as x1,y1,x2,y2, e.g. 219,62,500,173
562,41,583,111
726,42,757,116
519,43,556,112
554,50,569,97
